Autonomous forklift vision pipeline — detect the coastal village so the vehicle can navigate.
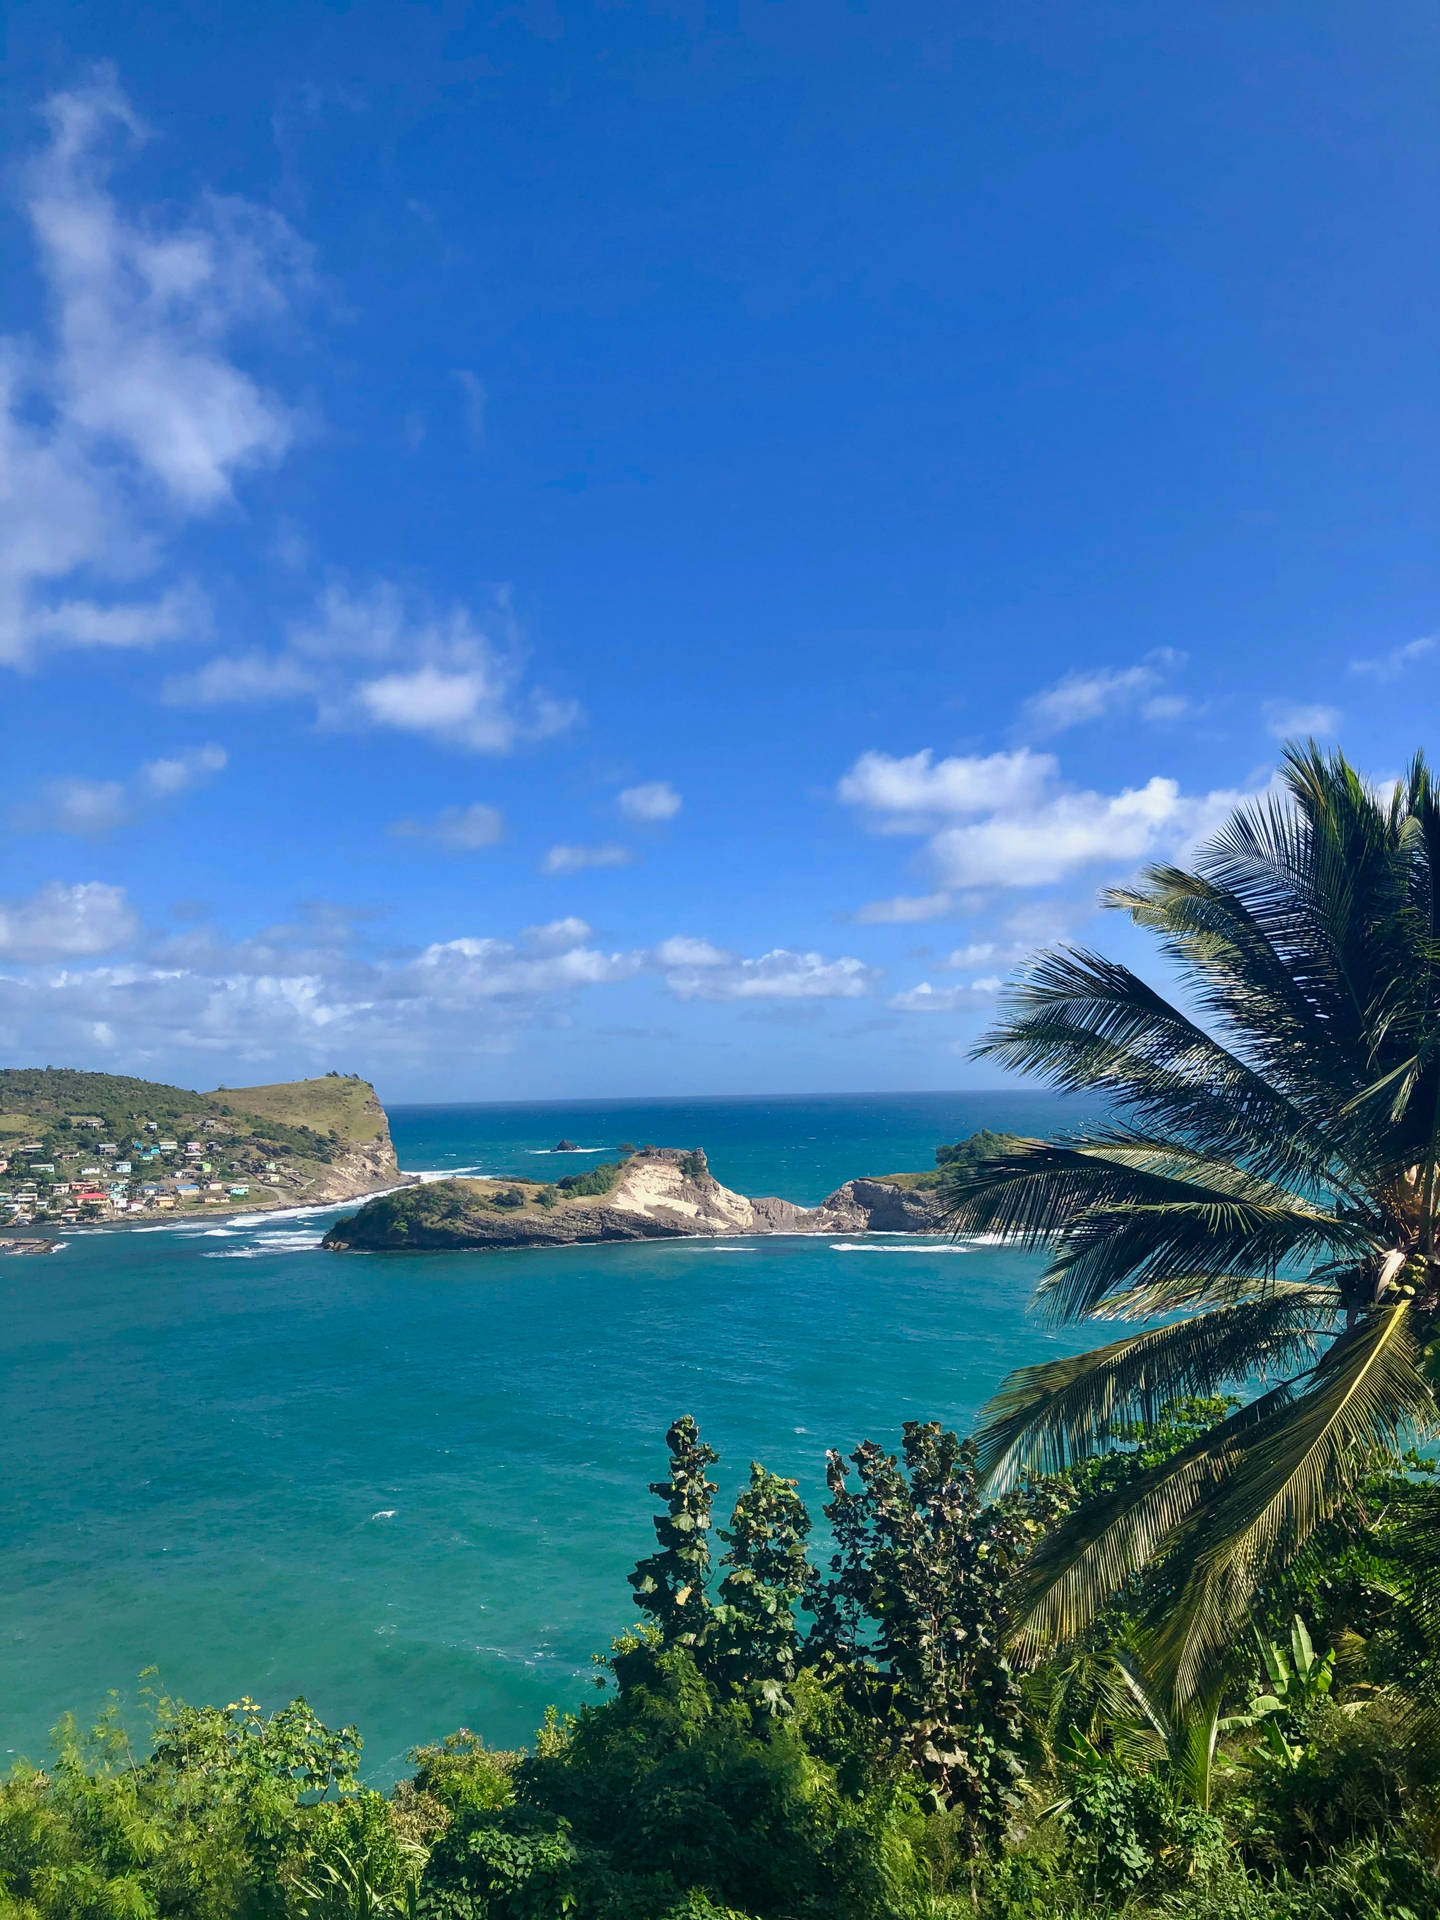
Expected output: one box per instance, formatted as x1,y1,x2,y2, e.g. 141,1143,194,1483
0,1069,399,1228
0,1113,273,1224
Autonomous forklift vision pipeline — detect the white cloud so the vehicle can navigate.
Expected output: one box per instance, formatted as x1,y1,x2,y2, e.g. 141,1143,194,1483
840,745,1250,891
163,650,316,706
943,942,1003,969
0,911,644,1072
453,369,487,445
1,69,308,666
542,842,634,875
412,936,643,998
888,978,1002,1013
1263,701,1341,741
654,935,729,968
139,743,227,798
1139,694,1191,722
388,803,504,851
661,942,879,1002
838,747,1054,828
523,917,592,952
930,778,1243,888
931,902,1092,977
168,581,579,755
1350,636,1434,681
0,880,139,959
618,780,683,822
852,891,954,924
1018,651,1186,739
26,743,226,835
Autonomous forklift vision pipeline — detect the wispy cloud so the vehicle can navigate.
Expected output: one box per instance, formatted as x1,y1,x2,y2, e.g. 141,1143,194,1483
1017,650,1188,739
618,780,682,822
168,580,580,754
387,802,504,850
888,978,1002,1013
1350,636,1435,682
22,744,227,836
542,842,634,875
1,67,309,666
453,369,487,445
1263,701,1341,741
853,891,955,924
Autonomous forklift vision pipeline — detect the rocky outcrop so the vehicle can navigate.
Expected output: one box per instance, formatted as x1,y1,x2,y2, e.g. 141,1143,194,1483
323,1145,948,1252
797,1179,947,1235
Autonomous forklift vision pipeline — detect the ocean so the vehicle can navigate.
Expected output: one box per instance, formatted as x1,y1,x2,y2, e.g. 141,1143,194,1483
1,1090,1103,1783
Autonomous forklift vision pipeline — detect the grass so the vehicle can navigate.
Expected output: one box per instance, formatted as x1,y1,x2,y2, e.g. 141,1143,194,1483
214,1075,386,1146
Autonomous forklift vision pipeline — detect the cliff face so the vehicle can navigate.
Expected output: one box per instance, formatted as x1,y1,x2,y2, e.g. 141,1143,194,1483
230,1078,402,1209
323,1146,947,1252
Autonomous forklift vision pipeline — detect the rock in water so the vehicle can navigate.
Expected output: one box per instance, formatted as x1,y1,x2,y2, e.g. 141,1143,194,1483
553,1138,580,1152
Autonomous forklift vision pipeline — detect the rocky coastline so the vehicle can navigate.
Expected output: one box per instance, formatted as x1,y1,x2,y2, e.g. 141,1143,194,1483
322,1145,950,1252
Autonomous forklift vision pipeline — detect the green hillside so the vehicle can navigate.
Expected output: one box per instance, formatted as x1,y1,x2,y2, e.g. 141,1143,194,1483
206,1075,387,1146
0,1067,345,1161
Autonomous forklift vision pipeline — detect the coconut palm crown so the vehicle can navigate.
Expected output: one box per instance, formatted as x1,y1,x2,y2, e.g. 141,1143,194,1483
945,743,1440,1702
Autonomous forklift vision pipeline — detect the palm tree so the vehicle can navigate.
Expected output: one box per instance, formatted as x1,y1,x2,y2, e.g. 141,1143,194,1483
945,744,1440,1702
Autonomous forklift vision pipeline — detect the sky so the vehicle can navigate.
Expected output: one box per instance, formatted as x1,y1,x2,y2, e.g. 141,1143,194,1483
0,2,1437,1102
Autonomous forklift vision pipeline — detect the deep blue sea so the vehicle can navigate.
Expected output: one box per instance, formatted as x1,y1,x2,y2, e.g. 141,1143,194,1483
1,1091,1102,1783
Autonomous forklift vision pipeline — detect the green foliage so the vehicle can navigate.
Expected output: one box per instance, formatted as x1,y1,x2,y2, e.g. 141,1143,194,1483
554,1162,625,1199
0,1690,407,1920
713,1467,815,1700
415,1807,574,1918
1241,1692,1427,1869
627,1418,719,1656
337,1185,473,1242
1056,1746,1226,1902
935,1132,1024,1173
805,1423,1061,1836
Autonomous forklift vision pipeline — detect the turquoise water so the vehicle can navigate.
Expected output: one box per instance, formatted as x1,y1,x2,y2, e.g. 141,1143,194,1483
1,1091,1100,1783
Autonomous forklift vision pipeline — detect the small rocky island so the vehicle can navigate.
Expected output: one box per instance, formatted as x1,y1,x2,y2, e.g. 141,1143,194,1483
322,1135,1020,1253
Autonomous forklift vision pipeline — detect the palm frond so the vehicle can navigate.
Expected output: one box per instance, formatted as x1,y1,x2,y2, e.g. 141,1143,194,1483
974,948,1368,1196
1006,1387,1295,1665
943,1136,1372,1320
1150,1302,1435,1702
974,1286,1335,1487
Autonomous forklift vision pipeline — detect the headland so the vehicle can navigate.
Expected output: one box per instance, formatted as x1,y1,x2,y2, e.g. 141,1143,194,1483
320,1140,999,1252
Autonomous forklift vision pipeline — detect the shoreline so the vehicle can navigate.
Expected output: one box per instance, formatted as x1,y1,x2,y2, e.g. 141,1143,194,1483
0,1172,420,1241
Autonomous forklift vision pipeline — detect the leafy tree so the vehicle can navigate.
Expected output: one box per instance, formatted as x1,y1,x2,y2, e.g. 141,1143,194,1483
628,1417,719,1656
805,1422,1050,1837
947,745,1440,1701
712,1466,815,1702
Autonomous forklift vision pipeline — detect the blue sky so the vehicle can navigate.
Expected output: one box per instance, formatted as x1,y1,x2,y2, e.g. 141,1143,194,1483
1,2,1436,1100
